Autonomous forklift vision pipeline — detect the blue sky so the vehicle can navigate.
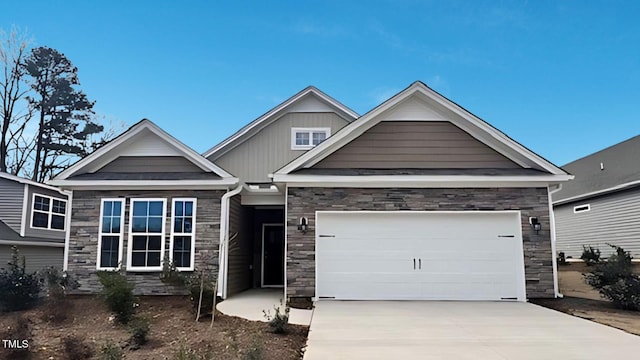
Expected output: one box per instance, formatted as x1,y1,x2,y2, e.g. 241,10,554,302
2,0,639,165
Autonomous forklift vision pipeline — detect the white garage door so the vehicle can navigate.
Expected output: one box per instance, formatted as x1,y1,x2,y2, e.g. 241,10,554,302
315,211,526,301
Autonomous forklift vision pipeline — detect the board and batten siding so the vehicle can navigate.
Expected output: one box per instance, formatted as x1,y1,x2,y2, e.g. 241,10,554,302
97,156,206,173
226,195,253,296
554,187,640,258
313,121,520,169
0,178,25,233
211,113,349,183
0,245,63,272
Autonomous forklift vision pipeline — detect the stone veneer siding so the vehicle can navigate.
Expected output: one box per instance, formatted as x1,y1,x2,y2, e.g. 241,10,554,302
68,190,224,295
286,187,554,301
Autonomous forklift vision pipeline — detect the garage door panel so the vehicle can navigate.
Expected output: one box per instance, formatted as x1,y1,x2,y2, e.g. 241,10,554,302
318,273,422,299
315,211,525,301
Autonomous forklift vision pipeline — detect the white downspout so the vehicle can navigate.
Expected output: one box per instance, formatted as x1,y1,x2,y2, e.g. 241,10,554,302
548,184,562,298
62,189,73,272
217,185,243,299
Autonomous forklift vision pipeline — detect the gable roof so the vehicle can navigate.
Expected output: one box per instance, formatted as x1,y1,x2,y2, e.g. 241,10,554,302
50,119,237,189
203,86,359,160
552,135,640,205
0,171,68,194
275,81,570,181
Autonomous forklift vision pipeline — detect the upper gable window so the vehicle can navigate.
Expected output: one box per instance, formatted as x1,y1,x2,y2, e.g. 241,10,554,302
291,128,330,150
31,194,67,231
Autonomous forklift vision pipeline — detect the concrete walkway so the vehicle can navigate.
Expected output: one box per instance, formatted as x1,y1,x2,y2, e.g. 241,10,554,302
216,288,313,326
304,301,640,360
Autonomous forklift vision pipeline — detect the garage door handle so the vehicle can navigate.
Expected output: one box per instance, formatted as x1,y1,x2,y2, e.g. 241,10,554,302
419,258,421,269
413,258,416,269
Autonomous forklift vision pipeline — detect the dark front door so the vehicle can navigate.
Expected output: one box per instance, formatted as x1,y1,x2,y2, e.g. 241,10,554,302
262,224,284,287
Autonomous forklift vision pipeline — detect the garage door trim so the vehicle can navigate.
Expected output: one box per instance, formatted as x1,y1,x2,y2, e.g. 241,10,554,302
315,210,526,301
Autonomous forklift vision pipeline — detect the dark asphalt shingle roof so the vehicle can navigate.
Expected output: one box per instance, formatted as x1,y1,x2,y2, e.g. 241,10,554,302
0,220,62,244
552,135,640,204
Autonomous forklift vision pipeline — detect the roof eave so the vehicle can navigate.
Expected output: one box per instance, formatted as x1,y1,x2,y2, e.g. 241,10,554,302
47,178,239,190
553,179,640,206
273,174,573,188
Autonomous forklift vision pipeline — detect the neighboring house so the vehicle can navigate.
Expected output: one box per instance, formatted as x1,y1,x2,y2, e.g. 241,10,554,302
50,82,572,302
0,172,70,272
552,135,640,258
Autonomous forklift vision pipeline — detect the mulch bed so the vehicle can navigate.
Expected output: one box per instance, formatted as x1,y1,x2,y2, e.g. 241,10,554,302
0,295,308,359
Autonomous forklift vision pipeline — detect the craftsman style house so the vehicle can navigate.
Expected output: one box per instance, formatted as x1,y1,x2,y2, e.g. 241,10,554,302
50,82,572,302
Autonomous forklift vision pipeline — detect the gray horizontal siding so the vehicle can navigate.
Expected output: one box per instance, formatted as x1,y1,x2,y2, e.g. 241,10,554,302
312,121,520,169
0,178,25,233
554,187,640,258
24,185,67,240
0,245,63,273
97,156,205,173
212,112,349,183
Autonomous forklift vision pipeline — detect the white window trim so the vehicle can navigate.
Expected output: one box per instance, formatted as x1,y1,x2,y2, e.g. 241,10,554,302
169,198,197,271
126,198,167,272
573,204,591,213
96,198,125,270
30,193,67,231
291,127,331,150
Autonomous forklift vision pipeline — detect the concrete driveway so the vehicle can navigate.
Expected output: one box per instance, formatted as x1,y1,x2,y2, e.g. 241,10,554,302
304,301,640,359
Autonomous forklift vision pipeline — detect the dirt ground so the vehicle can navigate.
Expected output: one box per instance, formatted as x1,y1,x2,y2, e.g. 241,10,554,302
531,263,640,336
0,296,308,359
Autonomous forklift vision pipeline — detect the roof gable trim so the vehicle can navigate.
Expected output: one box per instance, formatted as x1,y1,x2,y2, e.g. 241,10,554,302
54,119,235,181
203,86,359,159
276,82,568,176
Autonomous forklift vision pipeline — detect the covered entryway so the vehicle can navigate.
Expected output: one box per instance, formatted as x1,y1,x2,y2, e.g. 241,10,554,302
315,211,526,301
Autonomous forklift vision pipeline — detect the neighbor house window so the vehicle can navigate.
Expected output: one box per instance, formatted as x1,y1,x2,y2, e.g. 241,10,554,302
573,204,591,213
31,194,67,230
291,128,330,150
127,199,166,271
170,198,197,271
97,199,125,270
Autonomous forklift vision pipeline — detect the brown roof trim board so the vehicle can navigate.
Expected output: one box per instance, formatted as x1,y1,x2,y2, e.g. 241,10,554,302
293,168,551,176
68,172,222,180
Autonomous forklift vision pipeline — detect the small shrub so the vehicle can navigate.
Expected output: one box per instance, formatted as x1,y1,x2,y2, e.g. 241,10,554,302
129,316,150,349
263,303,290,334
41,267,79,296
100,340,123,360
0,246,42,312
243,337,264,360
160,257,186,286
0,315,32,360
172,345,200,360
585,244,640,310
40,267,79,323
97,270,136,324
557,252,567,266
581,245,602,266
62,335,94,360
